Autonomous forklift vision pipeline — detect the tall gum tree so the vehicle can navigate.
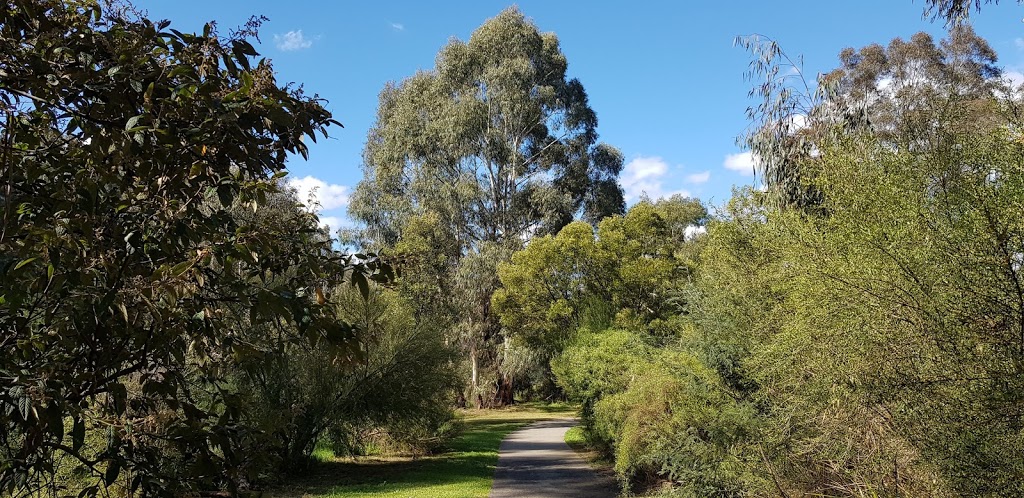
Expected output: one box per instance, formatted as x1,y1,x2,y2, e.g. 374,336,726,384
349,8,624,406
738,24,1006,210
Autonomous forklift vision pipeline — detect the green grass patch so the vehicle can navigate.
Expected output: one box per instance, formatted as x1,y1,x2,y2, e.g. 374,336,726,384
563,424,615,477
564,426,587,448
269,404,575,498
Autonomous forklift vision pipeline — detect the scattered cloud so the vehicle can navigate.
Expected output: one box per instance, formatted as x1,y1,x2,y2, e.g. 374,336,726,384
1005,70,1024,89
685,171,710,184
317,215,350,238
390,22,405,31
723,151,757,176
684,225,707,240
274,30,313,51
789,113,808,131
620,156,690,202
1016,38,1024,51
288,175,350,211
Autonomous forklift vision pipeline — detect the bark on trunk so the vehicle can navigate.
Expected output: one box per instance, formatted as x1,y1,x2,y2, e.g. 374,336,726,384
493,373,514,407
471,345,482,409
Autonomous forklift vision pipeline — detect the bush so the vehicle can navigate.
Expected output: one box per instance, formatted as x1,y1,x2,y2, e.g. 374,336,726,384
231,283,459,471
592,350,757,496
553,328,757,495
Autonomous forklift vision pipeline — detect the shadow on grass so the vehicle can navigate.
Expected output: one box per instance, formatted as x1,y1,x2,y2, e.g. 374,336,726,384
503,401,577,413
270,419,529,498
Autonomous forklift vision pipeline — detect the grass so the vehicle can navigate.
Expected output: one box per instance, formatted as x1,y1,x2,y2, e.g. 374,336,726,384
563,425,587,447
564,425,617,478
269,402,576,498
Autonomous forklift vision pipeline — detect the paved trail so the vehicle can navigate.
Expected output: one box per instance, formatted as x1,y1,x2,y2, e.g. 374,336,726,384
489,419,617,498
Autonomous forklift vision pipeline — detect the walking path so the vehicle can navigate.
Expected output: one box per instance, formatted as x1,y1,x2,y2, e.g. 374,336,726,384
489,418,617,498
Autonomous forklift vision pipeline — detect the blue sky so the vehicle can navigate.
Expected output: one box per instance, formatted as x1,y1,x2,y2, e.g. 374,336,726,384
138,1,1024,233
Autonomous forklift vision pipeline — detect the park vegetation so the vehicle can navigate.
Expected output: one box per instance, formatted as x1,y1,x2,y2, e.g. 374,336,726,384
0,1,454,496
4,0,1024,497
493,13,1024,498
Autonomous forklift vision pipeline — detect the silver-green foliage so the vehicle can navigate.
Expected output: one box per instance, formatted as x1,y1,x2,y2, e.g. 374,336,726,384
350,7,624,248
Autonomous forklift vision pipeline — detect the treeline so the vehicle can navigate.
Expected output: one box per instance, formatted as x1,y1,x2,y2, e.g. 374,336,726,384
6,0,1024,496
493,21,1024,498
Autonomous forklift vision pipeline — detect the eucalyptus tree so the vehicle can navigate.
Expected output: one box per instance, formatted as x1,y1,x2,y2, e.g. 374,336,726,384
738,25,1006,209
0,1,388,495
923,0,1022,22
351,8,623,247
349,8,624,405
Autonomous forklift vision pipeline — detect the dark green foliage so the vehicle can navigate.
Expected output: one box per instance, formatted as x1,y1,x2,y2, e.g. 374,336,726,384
350,7,624,246
0,1,390,495
236,283,458,469
495,196,706,351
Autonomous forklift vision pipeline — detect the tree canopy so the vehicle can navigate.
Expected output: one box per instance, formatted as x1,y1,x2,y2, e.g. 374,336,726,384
350,7,624,249
0,2,389,495
347,7,626,408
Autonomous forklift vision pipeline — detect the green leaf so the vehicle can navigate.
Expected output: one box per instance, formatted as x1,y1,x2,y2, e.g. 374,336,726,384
124,115,141,131
217,184,234,207
17,396,30,421
45,404,63,438
13,257,36,271
104,460,120,487
110,383,128,415
72,417,85,452
352,271,370,299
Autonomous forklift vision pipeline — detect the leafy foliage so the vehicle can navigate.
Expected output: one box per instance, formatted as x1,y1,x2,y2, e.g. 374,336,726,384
0,2,389,495
350,7,624,247
495,196,706,352
349,7,626,407
736,25,1006,210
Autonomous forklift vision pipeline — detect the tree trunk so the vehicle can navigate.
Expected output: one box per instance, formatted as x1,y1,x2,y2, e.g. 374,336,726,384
494,372,514,407
471,345,481,409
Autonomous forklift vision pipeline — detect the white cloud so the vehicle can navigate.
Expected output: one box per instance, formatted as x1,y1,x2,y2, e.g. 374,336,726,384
685,171,710,184
684,225,707,240
288,175,350,211
318,216,349,238
789,113,808,131
390,22,405,31
620,156,689,202
274,30,313,51
1016,38,1024,51
1005,70,1024,89
625,156,667,180
723,151,757,176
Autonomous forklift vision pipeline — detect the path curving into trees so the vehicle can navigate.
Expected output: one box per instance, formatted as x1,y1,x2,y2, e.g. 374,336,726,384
490,419,617,498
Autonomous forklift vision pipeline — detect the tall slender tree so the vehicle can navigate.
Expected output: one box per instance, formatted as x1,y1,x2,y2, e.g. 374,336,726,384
349,7,624,406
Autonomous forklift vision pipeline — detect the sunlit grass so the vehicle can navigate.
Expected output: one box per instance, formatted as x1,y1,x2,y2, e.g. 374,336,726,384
564,424,615,477
269,403,576,498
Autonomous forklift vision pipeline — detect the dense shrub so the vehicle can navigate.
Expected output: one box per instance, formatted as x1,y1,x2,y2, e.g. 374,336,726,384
235,284,459,468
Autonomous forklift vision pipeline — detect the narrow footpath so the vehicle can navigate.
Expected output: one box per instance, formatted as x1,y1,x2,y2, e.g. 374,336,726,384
489,419,617,498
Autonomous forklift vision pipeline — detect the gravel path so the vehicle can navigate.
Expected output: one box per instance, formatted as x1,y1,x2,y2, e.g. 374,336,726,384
489,418,617,498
